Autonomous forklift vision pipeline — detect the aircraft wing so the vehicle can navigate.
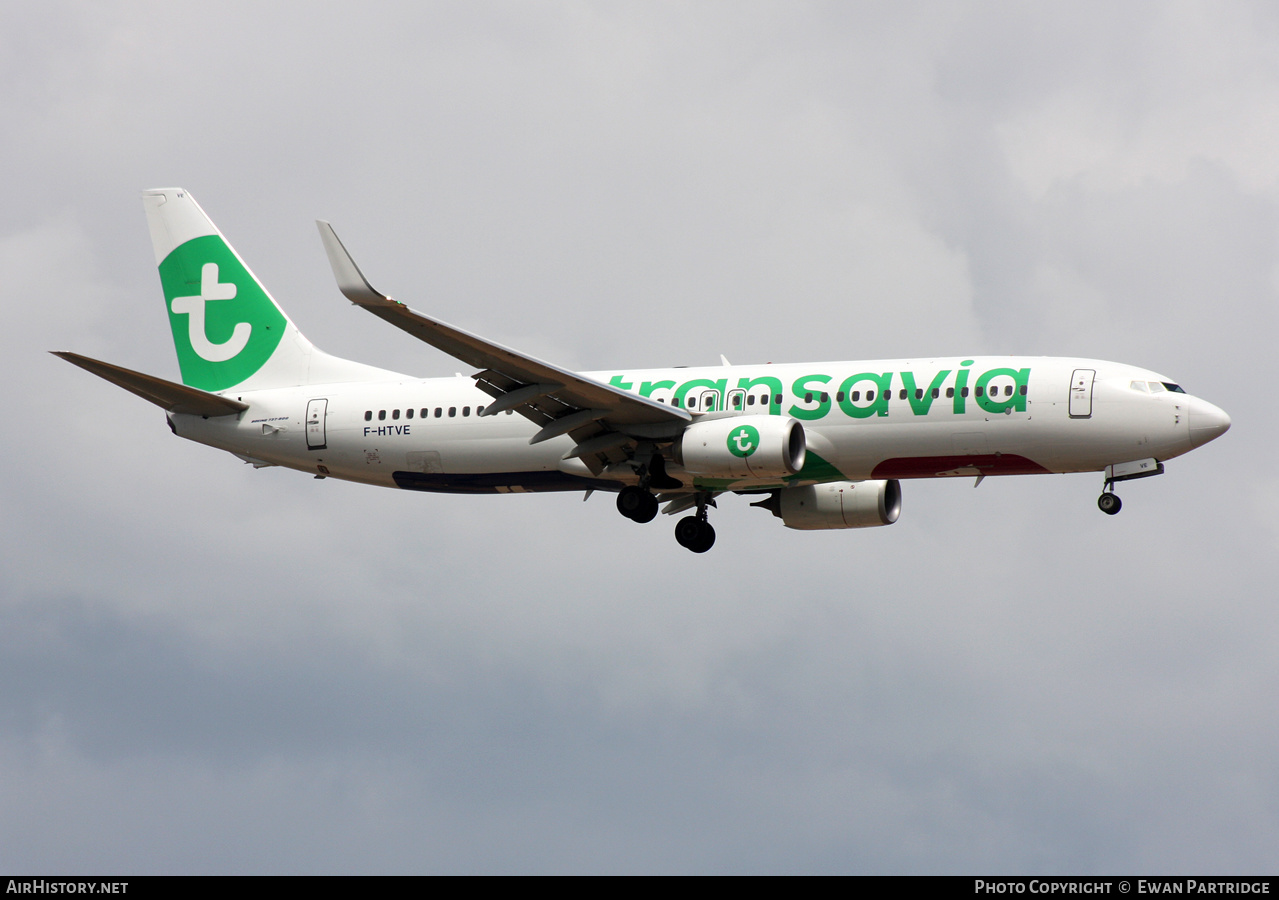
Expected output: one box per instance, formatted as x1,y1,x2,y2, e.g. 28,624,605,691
52,352,248,417
318,222,691,469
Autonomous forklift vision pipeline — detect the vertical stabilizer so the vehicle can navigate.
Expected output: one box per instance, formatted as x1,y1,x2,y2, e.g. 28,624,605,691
144,189,400,392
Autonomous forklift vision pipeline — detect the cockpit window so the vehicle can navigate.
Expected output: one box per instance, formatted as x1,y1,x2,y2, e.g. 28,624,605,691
1130,381,1149,392
1148,382,1165,393
1162,382,1185,393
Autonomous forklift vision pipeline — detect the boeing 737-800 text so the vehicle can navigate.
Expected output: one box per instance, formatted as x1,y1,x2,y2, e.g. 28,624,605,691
55,189,1231,552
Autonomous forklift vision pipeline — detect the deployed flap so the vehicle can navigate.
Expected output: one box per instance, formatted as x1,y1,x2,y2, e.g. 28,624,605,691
316,221,690,435
52,351,248,417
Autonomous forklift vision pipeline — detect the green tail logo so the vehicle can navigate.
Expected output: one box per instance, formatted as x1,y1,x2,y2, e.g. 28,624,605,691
159,235,286,391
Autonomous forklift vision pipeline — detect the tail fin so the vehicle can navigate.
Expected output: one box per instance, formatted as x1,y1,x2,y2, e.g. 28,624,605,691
144,188,399,392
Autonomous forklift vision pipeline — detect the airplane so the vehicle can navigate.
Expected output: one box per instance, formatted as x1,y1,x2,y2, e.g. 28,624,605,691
54,189,1232,553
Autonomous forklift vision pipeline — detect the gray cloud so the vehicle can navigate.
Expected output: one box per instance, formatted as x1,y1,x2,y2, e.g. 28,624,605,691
1,0,1275,874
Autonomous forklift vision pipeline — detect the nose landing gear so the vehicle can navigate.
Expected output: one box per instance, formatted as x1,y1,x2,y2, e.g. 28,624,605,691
1096,458,1164,515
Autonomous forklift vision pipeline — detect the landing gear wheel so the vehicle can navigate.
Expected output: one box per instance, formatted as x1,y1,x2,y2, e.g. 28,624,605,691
633,492,658,523
1098,492,1122,515
617,486,657,523
674,516,716,553
691,522,716,553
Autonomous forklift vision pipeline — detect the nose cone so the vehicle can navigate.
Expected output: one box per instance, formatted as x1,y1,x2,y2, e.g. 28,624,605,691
1187,396,1231,448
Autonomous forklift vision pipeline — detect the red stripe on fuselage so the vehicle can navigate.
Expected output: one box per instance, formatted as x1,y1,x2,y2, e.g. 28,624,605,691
871,454,1052,479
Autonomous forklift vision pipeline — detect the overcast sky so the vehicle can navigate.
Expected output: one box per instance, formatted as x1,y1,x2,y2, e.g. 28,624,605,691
2,0,1277,874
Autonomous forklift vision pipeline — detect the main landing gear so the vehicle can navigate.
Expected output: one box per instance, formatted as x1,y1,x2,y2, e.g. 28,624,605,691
674,495,716,554
674,515,716,553
617,485,659,523
616,452,678,525
1097,490,1122,516
616,486,716,552
614,452,716,552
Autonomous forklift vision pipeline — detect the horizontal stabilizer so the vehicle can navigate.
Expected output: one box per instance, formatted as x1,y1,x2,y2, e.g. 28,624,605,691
52,351,248,417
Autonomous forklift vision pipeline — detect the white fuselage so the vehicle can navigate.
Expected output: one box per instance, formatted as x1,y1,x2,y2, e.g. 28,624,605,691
171,355,1226,495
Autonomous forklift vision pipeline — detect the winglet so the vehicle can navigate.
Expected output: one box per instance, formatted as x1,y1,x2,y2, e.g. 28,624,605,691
316,220,390,306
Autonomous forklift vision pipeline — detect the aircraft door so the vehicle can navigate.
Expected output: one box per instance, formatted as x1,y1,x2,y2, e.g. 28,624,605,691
1069,369,1095,419
697,389,722,412
726,389,746,412
306,398,328,450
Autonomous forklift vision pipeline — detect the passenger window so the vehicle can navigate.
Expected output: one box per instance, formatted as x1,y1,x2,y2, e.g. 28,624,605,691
1019,385,1027,396
378,410,386,420
463,407,471,416
805,392,813,403
406,409,413,419
946,387,954,398
820,392,829,403
931,388,939,399
448,407,456,417
364,410,372,421
477,406,485,415
851,391,860,401
421,408,429,417
434,408,442,418
392,409,400,420
975,387,983,397
673,397,681,407
961,387,969,397
775,394,783,406
747,395,755,406
1004,385,1013,397
899,389,907,400
914,389,923,400
835,392,844,402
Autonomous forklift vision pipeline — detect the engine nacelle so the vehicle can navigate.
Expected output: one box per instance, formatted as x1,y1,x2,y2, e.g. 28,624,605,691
676,415,806,479
756,480,902,530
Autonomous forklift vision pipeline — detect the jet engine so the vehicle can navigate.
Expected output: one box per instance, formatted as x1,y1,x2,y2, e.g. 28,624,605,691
753,480,902,530
676,415,806,479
